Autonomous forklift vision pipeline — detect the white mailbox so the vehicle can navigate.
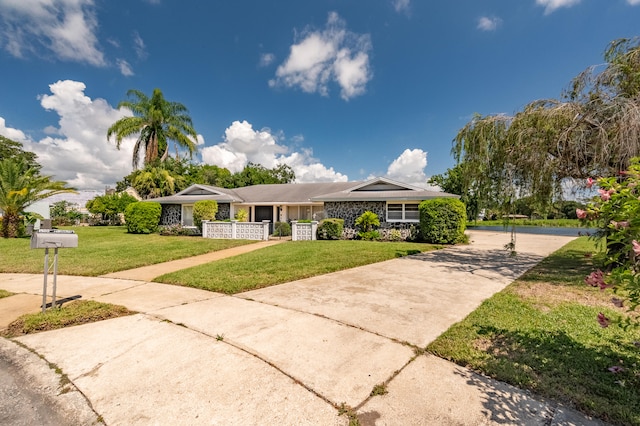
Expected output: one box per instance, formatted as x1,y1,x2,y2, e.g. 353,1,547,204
30,229,78,249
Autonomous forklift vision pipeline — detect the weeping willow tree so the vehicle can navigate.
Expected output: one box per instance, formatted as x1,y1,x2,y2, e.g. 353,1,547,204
454,38,640,218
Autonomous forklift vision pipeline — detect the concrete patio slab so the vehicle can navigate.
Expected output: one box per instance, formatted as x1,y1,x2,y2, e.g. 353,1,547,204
357,354,607,426
155,296,415,407
0,273,146,299
16,314,344,426
240,231,576,347
0,294,44,330
92,282,222,313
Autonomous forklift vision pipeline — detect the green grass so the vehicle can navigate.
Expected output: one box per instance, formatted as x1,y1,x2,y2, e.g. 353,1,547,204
0,226,255,276
156,240,439,294
428,237,640,426
468,218,582,228
0,289,14,299
1,300,135,338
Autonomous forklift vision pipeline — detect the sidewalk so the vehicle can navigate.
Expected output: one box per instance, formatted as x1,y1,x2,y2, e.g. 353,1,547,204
0,231,608,425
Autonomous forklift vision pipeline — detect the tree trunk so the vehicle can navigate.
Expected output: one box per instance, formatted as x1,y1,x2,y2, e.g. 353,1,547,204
1,211,20,238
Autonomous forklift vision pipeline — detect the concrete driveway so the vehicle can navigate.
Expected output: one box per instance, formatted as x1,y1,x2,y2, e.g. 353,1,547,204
0,230,607,425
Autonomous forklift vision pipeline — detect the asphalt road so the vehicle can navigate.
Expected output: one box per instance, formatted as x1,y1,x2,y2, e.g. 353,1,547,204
0,348,69,426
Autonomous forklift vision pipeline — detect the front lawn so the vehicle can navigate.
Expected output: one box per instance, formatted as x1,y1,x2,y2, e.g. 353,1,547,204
428,237,640,426
0,226,255,276
156,240,439,294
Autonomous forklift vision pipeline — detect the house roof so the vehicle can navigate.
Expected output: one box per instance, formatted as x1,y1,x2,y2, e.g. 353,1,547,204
148,184,242,204
311,177,459,202
146,177,458,205
232,181,359,204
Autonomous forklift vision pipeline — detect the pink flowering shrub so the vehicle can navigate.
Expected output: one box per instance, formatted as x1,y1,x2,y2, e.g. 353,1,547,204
579,158,640,330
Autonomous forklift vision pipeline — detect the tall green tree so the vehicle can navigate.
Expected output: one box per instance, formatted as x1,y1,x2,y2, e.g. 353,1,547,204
230,163,295,187
454,37,640,215
428,163,479,221
86,192,138,224
0,157,76,238
107,88,198,169
0,135,40,170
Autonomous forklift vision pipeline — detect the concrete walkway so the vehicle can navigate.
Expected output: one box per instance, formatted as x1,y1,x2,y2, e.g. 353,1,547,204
0,231,608,425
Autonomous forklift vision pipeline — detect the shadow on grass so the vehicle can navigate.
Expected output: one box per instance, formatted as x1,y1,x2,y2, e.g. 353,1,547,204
400,248,544,281
517,248,596,287
463,325,639,425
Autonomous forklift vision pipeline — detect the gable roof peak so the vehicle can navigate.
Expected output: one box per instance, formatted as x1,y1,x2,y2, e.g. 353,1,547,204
347,176,426,193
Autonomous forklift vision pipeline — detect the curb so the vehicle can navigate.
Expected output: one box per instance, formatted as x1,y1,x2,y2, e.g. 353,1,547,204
0,337,101,425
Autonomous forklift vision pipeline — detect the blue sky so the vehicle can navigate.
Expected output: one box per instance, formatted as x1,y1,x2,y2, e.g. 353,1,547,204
0,0,639,191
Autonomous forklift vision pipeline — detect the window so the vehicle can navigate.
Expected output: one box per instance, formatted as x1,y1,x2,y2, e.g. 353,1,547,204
386,203,420,222
182,205,194,226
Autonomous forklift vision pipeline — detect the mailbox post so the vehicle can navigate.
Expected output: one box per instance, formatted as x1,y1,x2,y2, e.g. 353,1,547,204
30,230,78,312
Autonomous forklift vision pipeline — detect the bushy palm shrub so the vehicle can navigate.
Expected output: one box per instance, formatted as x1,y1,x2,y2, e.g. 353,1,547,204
355,211,380,240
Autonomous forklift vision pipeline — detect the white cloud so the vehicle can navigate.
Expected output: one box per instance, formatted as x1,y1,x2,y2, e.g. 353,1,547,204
133,31,147,59
270,12,372,101
259,53,275,67
627,0,640,5
201,120,347,182
384,148,430,188
0,117,29,143
116,59,134,76
535,0,581,14
392,0,410,14
0,0,105,66
0,80,135,189
477,16,502,31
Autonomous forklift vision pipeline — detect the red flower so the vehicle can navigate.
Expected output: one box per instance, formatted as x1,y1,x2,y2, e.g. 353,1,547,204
576,209,587,219
633,240,640,256
597,312,610,328
586,177,595,188
598,188,612,201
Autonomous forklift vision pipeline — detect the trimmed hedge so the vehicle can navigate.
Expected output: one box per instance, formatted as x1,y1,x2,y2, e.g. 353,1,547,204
419,198,466,244
317,218,344,240
124,202,161,234
193,200,218,231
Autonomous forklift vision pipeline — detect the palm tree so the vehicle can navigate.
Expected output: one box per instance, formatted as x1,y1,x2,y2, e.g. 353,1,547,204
0,157,76,238
132,166,185,199
107,88,198,169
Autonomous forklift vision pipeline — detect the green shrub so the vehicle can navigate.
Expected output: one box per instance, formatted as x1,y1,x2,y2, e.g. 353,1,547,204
273,221,291,237
124,202,161,234
234,208,248,222
193,200,218,231
359,230,381,241
419,198,466,244
355,211,380,240
386,229,404,242
158,224,196,236
317,218,344,240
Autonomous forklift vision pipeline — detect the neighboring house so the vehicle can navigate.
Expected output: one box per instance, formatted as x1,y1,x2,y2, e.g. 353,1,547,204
149,177,458,237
